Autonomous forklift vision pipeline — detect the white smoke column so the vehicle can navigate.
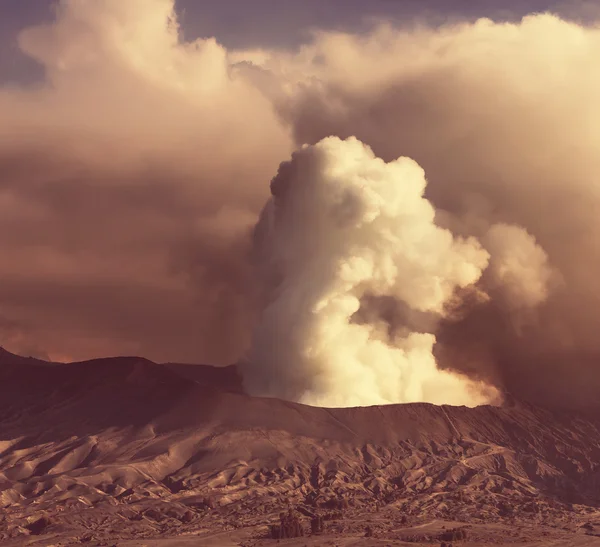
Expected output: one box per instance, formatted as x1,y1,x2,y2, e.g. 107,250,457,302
245,136,500,407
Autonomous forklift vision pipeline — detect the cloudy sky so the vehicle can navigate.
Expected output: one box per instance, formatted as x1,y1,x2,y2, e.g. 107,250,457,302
3,0,600,410
0,0,587,84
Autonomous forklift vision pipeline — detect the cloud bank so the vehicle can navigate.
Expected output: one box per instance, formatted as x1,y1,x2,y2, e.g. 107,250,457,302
2,0,600,408
0,0,291,363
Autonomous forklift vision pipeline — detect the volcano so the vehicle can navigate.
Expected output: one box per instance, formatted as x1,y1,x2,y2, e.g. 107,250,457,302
1,347,600,546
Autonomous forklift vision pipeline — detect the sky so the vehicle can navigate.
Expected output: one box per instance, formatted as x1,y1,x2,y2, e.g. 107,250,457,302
3,0,600,409
0,0,589,84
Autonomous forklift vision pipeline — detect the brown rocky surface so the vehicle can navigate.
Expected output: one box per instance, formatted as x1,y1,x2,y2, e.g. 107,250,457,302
1,348,600,546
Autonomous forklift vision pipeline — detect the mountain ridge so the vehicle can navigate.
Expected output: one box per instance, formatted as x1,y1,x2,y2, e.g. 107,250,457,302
1,347,600,544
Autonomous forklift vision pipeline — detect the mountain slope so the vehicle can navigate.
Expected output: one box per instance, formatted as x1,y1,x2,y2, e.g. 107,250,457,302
1,349,600,545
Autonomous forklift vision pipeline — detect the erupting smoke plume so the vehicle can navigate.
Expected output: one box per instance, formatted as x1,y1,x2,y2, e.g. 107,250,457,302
245,136,499,407
3,0,600,408
240,13,600,409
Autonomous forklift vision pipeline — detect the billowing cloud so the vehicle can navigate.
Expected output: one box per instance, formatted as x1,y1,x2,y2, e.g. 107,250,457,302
244,136,498,407
251,13,600,407
482,223,553,311
3,1,600,409
0,0,291,363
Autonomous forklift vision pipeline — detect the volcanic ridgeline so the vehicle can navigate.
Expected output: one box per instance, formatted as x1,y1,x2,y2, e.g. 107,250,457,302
1,346,600,525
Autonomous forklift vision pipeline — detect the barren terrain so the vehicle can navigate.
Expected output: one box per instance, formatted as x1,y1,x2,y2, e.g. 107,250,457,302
1,347,600,546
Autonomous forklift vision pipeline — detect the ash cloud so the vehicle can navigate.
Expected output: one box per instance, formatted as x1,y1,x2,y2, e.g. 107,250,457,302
243,13,600,408
245,136,498,407
3,1,600,409
0,0,291,363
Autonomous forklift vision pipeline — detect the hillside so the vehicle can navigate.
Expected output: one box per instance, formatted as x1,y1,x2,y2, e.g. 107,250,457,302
1,349,600,545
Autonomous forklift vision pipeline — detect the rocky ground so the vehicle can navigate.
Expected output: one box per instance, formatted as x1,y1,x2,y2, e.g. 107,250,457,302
1,348,600,546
